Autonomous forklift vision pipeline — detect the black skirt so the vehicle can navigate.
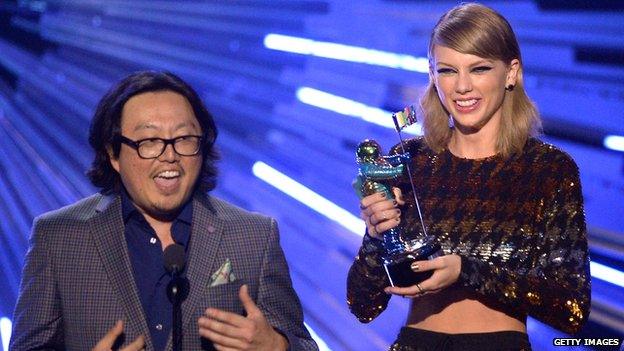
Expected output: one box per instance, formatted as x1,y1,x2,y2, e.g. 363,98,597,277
389,327,531,351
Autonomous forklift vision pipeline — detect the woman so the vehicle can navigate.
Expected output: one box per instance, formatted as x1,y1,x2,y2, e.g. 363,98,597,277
347,3,590,350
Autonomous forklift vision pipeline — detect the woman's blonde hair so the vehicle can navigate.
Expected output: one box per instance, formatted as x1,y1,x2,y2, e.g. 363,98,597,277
420,2,541,157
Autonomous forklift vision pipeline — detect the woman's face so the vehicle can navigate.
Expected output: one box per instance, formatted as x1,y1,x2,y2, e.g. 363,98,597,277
430,45,518,134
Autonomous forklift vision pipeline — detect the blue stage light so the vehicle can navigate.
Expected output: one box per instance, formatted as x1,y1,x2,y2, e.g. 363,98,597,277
0,317,11,351
264,33,429,73
603,135,624,152
590,261,624,288
305,322,332,351
296,87,422,135
252,161,365,236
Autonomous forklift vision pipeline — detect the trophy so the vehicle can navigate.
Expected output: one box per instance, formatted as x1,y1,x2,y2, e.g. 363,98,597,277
354,106,442,287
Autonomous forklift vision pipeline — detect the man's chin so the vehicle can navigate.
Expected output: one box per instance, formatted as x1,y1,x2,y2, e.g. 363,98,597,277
148,200,186,220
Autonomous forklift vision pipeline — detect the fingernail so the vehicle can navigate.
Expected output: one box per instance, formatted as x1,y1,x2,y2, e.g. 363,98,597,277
411,262,420,271
395,209,401,215
393,200,398,207
396,218,400,222
380,193,386,198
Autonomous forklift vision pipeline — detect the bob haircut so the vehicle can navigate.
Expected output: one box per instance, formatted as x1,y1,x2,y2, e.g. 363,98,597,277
87,71,219,193
420,2,541,157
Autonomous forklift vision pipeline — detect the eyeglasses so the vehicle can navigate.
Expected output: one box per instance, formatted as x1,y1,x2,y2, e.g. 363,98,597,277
118,135,203,159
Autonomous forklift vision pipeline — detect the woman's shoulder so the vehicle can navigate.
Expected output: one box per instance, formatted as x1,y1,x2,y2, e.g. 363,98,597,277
523,137,579,174
389,136,428,156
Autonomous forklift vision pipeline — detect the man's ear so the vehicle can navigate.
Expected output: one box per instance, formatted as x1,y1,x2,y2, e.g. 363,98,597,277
107,145,120,172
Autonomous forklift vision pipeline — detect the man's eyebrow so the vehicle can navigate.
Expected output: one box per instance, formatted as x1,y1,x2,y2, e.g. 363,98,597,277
133,123,159,132
132,122,199,132
173,122,200,131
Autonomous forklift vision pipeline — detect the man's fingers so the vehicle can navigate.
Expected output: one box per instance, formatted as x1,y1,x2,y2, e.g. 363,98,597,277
239,285,260,317
203,308,249,329
198,325,248,349
92,320,123,350
121,335,145,351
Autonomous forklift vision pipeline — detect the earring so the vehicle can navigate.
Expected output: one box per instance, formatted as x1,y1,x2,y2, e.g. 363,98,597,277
505,84,515,92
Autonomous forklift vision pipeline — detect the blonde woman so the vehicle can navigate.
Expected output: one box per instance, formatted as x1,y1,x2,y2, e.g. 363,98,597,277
348,3,590,350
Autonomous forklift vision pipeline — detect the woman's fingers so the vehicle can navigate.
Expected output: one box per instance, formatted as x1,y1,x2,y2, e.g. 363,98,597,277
392,187,406,205
359,192,387,212
370,208,401,226
359,190,405,239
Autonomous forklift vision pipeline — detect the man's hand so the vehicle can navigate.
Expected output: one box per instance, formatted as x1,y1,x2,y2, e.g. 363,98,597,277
92,320,145,351
198,285,289,351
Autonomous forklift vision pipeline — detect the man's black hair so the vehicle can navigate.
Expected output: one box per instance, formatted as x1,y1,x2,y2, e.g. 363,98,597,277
87,70,219,193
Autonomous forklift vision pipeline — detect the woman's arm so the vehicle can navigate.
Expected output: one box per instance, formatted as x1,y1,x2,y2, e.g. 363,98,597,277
458,157,590,334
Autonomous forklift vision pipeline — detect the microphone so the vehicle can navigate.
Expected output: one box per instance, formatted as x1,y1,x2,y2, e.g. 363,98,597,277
164,243,185,275
164,244,187,351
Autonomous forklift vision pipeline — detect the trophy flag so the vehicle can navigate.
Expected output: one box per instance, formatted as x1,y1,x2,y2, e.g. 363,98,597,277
391,105,417,132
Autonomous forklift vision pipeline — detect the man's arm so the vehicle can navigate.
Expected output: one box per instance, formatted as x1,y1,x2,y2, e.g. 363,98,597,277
197,218,318,350
10,217,65,350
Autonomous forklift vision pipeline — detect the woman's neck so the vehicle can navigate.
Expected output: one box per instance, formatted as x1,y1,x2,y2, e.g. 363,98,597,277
448,129,498,159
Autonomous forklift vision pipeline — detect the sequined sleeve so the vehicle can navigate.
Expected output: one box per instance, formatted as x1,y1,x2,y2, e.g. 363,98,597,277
457,156,591,334
347,232,391,322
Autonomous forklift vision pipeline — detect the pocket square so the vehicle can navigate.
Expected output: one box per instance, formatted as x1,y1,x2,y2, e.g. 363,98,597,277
209,258,237,287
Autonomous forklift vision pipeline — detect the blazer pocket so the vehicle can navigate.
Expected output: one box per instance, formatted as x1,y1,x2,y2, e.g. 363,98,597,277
197,280,245,316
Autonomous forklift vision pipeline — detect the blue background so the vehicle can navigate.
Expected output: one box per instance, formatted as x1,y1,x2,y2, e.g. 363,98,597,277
0,1,623,350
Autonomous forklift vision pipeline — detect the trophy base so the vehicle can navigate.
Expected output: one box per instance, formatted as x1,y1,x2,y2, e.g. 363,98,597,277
383,243,442,288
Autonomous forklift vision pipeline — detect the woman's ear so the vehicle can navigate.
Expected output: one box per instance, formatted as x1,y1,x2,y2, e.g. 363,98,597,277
506,59,520,87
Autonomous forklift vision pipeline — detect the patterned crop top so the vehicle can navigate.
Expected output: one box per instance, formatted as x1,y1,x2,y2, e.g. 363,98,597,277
347,137,590,334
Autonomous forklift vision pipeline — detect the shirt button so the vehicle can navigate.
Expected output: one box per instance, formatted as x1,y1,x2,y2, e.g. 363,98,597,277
150,237,157,244
155,323,163,331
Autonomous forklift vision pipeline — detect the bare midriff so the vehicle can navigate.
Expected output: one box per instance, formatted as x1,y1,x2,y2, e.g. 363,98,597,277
406,285,526,334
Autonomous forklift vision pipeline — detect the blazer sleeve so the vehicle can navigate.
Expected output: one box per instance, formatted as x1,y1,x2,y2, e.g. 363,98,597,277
10,217,65,350
256,219,318,351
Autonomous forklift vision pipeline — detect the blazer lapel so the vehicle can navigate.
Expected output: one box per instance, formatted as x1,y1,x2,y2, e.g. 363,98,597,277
89,194,153,350
164,193,225,351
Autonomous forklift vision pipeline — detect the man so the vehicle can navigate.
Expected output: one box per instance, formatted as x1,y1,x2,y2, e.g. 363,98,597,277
10,71,318,351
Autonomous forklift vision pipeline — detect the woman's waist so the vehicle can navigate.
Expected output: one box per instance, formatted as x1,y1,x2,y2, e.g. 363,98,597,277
406,287,526,333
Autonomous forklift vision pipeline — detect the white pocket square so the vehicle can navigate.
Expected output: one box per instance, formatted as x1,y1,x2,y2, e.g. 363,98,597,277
209,258,236,287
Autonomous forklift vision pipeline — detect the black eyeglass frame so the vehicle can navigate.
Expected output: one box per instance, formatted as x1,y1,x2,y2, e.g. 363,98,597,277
118,135,204,159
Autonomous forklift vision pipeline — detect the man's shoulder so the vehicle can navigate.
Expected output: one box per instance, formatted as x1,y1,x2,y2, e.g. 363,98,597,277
36,193,105,225
206,196,272,224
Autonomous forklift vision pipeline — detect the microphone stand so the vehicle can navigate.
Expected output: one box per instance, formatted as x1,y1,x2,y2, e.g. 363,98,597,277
165,244,188,351
167,269,183,351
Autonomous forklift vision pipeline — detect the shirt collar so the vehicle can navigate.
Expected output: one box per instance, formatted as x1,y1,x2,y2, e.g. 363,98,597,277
120,189,193,226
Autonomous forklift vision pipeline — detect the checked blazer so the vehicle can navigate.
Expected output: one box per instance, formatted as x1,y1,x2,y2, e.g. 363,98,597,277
10,192,317,350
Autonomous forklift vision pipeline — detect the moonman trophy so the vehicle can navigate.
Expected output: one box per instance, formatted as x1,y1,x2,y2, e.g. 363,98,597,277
354,106,442,287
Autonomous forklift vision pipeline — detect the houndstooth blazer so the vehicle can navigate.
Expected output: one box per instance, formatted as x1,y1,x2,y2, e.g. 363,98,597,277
10,192,318,351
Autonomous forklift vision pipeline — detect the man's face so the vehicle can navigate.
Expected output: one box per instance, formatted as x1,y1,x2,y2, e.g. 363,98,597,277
109,90,203,221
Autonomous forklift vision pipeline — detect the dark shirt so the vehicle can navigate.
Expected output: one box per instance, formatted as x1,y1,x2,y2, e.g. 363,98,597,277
122,191,192,351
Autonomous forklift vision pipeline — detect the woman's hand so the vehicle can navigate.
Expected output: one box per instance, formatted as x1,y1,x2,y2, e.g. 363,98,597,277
384,255,462,298
359,188,405,239
360,192,400,240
